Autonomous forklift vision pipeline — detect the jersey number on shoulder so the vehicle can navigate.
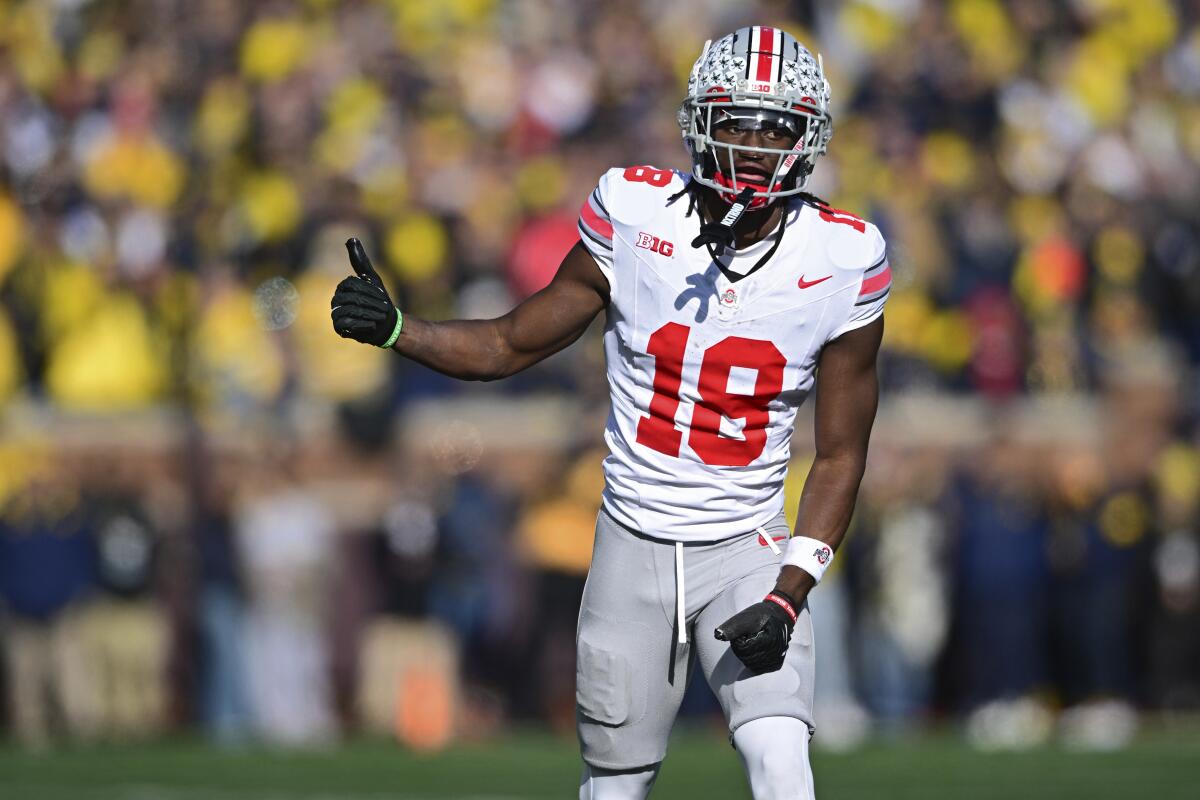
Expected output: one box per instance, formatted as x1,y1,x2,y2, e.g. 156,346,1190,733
623,166,673,187
817,206,866,233
635,322,786,467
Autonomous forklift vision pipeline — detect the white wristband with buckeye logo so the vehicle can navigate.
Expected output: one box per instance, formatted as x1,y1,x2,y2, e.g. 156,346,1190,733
782,536,835,583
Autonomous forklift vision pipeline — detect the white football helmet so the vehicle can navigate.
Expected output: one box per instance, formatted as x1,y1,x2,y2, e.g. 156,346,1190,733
679,26,833,207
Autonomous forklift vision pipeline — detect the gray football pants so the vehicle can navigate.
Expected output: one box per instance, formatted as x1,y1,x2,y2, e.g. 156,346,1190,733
576,508,816,770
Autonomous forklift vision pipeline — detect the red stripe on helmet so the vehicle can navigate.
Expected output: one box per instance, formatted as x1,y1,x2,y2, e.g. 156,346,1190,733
756,27,775,82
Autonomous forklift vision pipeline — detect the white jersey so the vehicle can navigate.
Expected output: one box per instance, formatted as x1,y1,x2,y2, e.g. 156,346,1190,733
578,166,891,542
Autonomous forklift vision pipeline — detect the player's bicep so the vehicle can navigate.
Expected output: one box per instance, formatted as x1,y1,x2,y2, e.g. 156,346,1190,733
498,241,609,367
813,317,883,459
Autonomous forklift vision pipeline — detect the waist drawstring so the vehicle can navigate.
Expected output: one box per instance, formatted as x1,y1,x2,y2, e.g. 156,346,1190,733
674,527,783,646
675,542,687,644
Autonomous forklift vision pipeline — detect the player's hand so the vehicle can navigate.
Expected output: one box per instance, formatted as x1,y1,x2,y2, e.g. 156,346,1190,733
714,591,797,674
331,238,401,347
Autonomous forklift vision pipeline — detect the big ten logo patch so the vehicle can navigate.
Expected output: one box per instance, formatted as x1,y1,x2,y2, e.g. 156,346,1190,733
635,232,674,257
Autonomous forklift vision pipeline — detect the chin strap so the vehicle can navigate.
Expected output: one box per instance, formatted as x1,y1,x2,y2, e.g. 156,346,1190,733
700,197,791,284
691,186,755,257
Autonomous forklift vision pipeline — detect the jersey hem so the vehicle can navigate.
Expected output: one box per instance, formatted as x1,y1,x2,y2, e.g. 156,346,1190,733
599,496,787,544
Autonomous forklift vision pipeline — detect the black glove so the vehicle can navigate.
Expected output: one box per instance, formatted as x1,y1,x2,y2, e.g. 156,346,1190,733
331,238,400,347
714,590,797,674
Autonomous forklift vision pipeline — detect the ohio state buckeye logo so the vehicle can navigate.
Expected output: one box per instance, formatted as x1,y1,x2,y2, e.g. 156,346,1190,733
721,288,737,306
814,546,831,565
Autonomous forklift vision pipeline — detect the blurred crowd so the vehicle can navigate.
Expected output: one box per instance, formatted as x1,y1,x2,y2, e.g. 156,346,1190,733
2,0,1200,751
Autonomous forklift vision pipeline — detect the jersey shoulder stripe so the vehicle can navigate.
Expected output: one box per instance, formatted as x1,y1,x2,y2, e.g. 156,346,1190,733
856,255,891,305
824,216,890,340
579,188,613,247
577,173,622,289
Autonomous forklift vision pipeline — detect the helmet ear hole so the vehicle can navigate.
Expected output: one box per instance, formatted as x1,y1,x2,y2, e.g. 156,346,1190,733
788,160,812,189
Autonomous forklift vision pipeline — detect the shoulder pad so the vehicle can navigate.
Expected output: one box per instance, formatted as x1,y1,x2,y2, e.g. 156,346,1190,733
599,166,688,227
816,208,886,274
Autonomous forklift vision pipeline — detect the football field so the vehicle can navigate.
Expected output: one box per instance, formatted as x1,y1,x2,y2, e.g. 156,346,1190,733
2,725,1198,800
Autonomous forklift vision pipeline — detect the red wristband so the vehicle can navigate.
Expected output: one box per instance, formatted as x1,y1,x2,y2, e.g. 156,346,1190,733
764,592,798,624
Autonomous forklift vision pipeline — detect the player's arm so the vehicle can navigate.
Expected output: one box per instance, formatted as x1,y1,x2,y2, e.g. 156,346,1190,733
715,317,883,673
331,239,609,381
771,315,884,602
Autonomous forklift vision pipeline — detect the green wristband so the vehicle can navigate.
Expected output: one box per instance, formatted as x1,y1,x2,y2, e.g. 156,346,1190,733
380,311,403,348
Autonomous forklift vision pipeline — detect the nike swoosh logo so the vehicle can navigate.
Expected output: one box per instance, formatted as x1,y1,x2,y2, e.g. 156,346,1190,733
797,274,832,289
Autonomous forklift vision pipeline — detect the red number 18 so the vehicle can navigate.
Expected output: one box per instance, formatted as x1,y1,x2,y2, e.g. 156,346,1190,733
634,322,786,467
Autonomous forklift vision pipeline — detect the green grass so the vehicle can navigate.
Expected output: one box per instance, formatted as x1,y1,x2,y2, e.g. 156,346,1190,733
1,725,1198,799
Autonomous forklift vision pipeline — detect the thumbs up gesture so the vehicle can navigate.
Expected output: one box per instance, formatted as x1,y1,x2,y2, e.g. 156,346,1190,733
331,238,402,348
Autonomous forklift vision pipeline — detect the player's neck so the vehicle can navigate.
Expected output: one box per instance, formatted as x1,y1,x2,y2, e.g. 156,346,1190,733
699,188,785,250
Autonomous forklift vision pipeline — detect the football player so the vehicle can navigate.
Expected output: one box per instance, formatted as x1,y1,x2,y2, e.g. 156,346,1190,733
332,26,889,800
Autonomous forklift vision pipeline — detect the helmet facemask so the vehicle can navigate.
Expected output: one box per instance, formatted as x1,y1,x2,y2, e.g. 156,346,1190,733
706,108,815,208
